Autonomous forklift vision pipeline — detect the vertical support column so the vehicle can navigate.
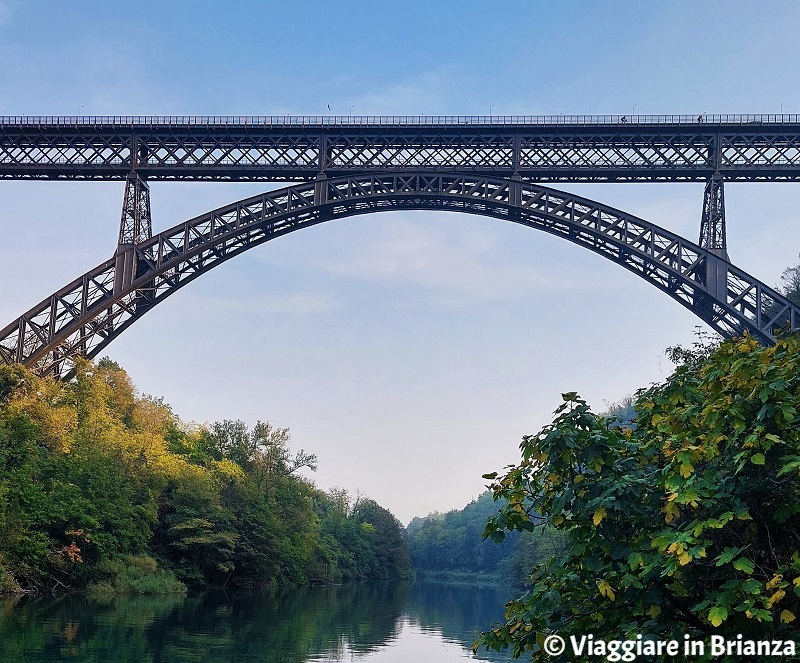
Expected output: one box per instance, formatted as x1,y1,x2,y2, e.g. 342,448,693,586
509,134,523,212
314,172,328,206
698,133,729,307
314,133,331,208
699,171,728,309
114,171,152,295
509,172,522,208
318,132,329,174
118,171,152,245
700,172,727,259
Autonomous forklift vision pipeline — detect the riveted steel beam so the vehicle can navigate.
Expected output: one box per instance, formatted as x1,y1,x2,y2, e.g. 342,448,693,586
2,115,800,182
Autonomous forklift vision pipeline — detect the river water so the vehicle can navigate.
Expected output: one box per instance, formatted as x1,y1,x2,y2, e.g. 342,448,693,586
0,581,517,662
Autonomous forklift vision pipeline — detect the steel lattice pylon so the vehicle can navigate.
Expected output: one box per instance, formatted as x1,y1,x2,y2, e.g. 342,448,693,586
700,172,727,259
114,172,153,298
118,171,152,245
0,172,798,379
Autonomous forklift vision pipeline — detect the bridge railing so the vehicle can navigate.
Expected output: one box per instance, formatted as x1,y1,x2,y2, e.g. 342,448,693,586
1,114,800,128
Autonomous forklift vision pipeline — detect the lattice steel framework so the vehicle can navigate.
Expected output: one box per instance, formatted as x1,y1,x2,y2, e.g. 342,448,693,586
2,115,800,182
700,172,727,258
118,171,152,245
1,173,797,379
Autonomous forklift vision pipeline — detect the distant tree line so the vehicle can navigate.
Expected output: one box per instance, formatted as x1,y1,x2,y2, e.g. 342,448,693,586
406,492,562,586
0,359,411,594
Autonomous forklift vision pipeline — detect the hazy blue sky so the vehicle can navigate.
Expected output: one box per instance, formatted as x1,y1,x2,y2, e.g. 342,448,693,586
1,1,799,522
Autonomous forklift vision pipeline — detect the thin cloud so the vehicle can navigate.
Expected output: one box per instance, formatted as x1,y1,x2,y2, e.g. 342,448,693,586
313,216,615,303
178,291,341,318
253,211,636,307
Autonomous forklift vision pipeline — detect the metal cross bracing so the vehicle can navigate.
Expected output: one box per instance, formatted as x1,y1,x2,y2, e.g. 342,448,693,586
1,172,798,379
118,171,152,245
700,172,727,258
2,115,800,182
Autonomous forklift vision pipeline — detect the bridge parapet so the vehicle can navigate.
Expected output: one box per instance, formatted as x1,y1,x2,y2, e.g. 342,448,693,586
3,114,800,127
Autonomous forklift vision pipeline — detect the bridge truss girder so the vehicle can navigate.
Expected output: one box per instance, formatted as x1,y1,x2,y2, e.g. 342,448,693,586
3,117,800,182
0,173,797,379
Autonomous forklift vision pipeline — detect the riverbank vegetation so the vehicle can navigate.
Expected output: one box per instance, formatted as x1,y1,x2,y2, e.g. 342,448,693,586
475,333,800,659
0,359,411,594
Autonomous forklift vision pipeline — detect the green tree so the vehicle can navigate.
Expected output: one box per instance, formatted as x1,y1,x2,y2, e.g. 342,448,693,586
476,335,800,660
779,254,800,306
353,499,413,580
209,420,316,491
0,359,409,593
407,492,538,580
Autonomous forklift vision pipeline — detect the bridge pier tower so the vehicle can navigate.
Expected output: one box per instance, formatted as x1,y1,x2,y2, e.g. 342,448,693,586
699,172,729,309
114,171,152,295
700,172,727,260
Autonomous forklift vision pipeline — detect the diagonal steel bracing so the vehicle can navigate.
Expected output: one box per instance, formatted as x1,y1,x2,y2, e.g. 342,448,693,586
699,172,728,263
0,173,797,379
118,171,152,245
3,115,800,182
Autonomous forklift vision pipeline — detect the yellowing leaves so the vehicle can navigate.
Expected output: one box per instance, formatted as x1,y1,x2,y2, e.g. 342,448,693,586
767,589,786,607
708,606,728,627
780,610,796,623
666,541,692,565
663,501,680,524
766,574,783,590
210,458,247,482
597,579,616,601
646,605,661,618
593,507,607,526
7,373,78,453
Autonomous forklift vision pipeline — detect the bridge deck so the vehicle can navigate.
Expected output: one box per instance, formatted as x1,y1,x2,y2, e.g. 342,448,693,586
2,115,800,182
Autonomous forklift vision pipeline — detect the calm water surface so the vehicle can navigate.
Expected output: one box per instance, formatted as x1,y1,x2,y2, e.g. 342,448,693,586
0,581,517,662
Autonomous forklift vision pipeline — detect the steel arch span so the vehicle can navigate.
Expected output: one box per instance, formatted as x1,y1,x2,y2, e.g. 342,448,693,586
1,172,798,379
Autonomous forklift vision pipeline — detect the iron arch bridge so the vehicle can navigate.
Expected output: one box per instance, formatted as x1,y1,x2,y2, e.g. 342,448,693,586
1,171,798,379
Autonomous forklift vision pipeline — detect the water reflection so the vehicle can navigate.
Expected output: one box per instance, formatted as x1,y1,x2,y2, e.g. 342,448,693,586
0,581,513,662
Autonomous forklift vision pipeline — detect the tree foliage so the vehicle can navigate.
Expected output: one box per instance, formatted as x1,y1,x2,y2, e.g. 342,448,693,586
309,489,412,583
407,492,561,585
779,254,800,306
476,335,800,659
0,359,410,593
